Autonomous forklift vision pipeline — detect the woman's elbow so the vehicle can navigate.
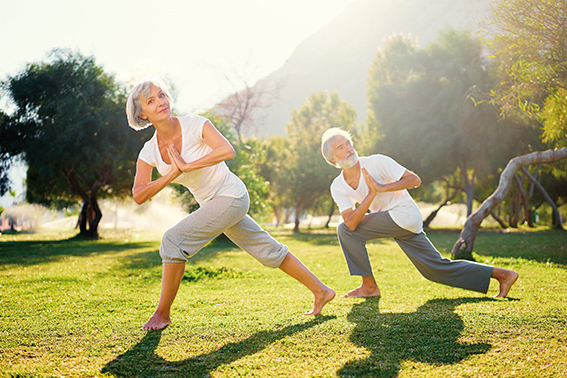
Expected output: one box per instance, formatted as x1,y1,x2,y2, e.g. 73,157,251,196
132,189,146,205
225,145,236,160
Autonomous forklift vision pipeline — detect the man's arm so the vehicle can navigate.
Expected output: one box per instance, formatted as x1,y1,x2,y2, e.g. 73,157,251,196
341,168,421,231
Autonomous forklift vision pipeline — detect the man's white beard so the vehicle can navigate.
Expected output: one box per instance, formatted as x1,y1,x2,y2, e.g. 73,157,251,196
336,151,359,170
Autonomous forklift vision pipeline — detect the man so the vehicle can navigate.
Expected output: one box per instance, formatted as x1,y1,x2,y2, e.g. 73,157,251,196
320,128,518,298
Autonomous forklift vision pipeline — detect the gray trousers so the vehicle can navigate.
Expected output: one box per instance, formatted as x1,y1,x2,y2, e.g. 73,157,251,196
160,194,288,268
337,211,493,293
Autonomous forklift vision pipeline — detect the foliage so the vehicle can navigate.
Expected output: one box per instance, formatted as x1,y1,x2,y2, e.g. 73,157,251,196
0,228,566,376
0,49,152,237
259,135,295,226
366,29,536,216
285,91,359,232
172,111,271,219
487,0,567,147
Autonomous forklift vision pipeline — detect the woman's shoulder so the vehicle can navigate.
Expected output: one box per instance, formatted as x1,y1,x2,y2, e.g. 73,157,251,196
178,115,209,128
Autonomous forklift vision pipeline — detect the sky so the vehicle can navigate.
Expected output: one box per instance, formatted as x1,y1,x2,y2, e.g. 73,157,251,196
0,0,355,208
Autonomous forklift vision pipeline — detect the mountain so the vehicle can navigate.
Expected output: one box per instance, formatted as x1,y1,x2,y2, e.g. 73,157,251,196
253,0,493,136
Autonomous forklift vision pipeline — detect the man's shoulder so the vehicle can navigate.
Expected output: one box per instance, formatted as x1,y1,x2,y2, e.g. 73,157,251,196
330,172,346,189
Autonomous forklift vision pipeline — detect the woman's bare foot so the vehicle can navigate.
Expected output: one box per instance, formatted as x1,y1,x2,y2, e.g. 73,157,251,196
305,287,336,316
493,269,519,298
142,312,172,331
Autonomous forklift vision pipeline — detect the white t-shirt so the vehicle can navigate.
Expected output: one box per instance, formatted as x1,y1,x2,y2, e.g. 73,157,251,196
330,155,423,234
138,115,246,205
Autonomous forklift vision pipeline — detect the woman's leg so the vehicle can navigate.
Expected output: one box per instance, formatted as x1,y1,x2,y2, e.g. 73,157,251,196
142,262,186,330
143,196,249,330
224,215,335,315
278,252,336,315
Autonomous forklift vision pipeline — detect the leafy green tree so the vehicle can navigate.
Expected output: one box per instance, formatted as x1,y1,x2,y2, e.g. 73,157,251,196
484,0,567,227
488,0,567,147
0,49,151,237
367,30,527,217
286,91,358,232
258,135,295,226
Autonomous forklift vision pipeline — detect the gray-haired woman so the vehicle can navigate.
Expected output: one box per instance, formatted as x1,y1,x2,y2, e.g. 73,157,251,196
127,77,335,330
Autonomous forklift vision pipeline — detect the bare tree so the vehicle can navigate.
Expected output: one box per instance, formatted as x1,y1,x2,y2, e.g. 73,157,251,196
214,75,280,142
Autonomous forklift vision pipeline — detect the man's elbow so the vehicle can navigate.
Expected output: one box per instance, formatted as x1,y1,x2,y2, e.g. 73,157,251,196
413,175,422,188
343,220,358,231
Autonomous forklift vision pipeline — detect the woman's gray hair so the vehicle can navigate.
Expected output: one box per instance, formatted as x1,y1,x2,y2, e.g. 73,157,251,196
321,127,354,168
126,76,174,130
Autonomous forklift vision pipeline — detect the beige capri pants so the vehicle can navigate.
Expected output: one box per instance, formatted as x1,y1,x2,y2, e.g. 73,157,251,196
160,193,288,268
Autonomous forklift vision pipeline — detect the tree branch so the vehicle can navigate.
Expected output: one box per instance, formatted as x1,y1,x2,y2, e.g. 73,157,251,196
451,147,567,259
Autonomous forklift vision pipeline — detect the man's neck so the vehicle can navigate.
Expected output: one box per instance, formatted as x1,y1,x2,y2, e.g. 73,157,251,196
342,161,361,190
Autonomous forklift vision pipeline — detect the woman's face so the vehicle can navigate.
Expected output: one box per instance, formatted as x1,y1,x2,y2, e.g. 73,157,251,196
139,84,172,124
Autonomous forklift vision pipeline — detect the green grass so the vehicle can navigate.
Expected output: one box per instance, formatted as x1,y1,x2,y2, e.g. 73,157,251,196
0,227,566,377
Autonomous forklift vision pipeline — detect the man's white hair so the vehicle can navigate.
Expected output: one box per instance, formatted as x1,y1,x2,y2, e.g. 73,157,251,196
320,128,354,168
126,76,174,130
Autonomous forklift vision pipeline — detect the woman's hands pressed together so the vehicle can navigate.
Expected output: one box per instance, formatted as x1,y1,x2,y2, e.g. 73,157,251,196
167,144,189,173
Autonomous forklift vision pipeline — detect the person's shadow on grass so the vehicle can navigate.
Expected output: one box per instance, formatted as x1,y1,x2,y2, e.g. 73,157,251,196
338,296,493,377
101,315,334,377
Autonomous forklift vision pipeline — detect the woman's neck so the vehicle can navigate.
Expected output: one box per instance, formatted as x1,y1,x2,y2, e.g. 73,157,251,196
154,117,179,140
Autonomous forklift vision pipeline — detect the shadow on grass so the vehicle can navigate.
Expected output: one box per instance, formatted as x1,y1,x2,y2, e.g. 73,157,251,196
338,296,493,377
101,316,334,377
0,237,156,267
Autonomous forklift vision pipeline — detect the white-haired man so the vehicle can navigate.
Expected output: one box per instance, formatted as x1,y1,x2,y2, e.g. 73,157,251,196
321,128,518,298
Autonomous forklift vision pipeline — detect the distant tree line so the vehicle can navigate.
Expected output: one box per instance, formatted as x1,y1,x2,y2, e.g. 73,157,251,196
0,0,565,238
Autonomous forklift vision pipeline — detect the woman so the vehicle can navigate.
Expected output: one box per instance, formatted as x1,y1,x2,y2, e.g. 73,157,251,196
126,77,335,330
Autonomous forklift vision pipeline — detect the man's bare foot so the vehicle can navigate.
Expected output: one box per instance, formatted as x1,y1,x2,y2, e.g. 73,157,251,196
494,269,519,298
142,312,172,331
344,285,381,298
305,287,336,316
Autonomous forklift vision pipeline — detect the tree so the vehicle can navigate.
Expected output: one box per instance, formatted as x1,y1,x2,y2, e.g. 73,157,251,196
488,0,567,147
213,75,280,143
0,49,151,237
480,0,567,230
286,91,358,232
259,135,295,226
452,148,567,259
367,30,522,217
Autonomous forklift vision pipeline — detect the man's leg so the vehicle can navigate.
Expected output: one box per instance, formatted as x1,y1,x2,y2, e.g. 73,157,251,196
337,212,410,297
394,232,496,294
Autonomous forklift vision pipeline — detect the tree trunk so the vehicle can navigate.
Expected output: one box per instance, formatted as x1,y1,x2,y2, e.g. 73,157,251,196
324,196,335,228
451,148,567,260
423,190,457,229
293,197,305,233
521,167,563,229
514,173,533,227
462,169,475,217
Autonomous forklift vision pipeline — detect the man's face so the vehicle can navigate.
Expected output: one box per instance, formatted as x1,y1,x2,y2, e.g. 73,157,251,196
330,136,358,170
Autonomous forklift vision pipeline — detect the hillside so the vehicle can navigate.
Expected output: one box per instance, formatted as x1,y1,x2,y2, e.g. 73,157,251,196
252,0,493,136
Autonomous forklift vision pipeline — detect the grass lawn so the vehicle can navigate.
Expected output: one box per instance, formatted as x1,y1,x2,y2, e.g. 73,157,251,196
0,226,566,377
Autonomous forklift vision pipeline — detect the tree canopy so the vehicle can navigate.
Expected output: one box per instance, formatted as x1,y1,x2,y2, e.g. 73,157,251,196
488,0,567,147
0,49,151,237
286,91,359,232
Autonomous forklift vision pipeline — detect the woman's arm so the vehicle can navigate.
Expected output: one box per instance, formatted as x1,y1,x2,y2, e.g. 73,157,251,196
168,121,235,173
132,157,182,205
